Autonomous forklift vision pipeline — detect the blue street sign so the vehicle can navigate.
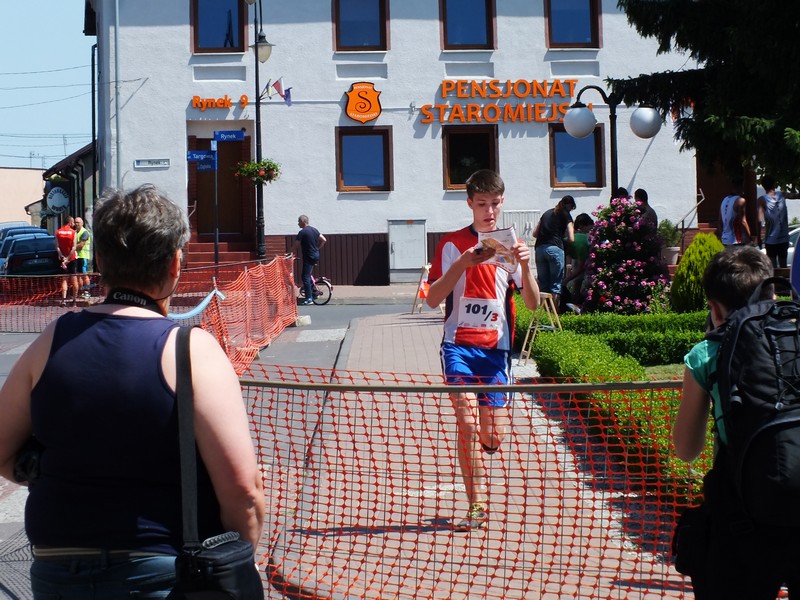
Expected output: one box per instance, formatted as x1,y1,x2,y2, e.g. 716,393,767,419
187,150,215,162
214,129,245,142
197,159,216,172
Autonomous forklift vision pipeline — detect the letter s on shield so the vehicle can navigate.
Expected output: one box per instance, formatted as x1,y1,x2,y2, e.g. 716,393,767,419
345,82,382,124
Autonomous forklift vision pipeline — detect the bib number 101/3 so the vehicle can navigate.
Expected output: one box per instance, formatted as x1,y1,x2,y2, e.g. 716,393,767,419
457,298,502,329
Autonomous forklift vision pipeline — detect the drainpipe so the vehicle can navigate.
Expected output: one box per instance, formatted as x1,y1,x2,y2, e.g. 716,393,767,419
91,43,98,201
114,0,121,188
75,163,86,219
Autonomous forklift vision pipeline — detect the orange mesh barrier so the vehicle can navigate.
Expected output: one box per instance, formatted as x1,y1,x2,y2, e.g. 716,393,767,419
241,370,708,600
0,257,297,375
198,257,298,375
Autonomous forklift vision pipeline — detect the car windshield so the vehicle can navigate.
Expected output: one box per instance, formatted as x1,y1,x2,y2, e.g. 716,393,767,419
0,234,47,258
11,238,54,254
0,227,43,241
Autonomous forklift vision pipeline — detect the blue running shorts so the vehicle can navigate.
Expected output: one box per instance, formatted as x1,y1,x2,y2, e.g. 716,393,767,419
440,343,512,407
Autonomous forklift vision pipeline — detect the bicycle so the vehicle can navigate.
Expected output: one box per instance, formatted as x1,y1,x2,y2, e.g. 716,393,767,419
298,273,333,305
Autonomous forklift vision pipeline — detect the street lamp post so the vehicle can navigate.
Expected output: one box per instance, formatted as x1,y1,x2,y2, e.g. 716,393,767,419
246,0,274,259
563,85,661,195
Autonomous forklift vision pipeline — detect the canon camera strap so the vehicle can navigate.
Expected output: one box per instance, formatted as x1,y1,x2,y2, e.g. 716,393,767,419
103,288,163,315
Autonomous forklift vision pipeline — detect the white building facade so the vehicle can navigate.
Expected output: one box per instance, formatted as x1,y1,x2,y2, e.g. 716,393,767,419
86,0,698,284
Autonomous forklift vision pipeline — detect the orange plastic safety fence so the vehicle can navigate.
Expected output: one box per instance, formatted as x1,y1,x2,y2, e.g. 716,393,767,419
0,258,298,376
242,369,705,600
199,256,298,375
0,273,106,333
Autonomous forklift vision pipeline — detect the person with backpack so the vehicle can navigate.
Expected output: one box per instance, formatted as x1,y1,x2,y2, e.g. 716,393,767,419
673,245,800,598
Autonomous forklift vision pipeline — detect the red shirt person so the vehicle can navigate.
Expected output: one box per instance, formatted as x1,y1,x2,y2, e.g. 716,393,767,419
55,216,79,306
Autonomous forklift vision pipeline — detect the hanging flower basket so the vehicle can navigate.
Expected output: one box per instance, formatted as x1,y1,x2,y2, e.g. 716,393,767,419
234,159,282,185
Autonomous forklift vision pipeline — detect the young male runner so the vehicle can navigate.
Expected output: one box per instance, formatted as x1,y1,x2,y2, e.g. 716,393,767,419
426,169,540,530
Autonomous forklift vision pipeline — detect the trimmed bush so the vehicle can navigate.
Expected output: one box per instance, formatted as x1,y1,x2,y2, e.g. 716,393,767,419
558,311,706,335
599,330,704,366
670,232,724,313
514,296,707,362
530,330,646,380
513,294,711,502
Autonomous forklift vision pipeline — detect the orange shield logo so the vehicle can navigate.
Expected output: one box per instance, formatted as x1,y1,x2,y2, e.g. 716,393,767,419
345,82,382,124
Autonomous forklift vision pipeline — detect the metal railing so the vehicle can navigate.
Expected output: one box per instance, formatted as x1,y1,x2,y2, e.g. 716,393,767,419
677,188,706,252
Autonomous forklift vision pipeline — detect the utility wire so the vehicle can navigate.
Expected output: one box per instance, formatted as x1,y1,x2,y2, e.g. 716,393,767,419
0,141,91,148
0,77,145,91
0,65,89,75
0,133,91,138
0,152,76,159
0,92,92,110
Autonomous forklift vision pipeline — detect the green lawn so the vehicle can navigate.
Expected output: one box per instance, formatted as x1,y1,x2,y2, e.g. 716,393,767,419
645,363,684,380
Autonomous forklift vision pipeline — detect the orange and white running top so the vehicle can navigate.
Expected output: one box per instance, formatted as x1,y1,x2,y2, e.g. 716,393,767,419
428,225,523,352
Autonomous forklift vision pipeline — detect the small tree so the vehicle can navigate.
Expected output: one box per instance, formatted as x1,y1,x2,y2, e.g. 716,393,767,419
670,232,725,313
657,219,681,247
582,196,669,315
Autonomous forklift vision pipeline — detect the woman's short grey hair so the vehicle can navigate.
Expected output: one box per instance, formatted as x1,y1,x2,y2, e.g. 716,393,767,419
93,184,190,290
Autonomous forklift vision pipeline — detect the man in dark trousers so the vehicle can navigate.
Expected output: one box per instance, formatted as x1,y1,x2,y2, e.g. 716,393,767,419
293,215,327,305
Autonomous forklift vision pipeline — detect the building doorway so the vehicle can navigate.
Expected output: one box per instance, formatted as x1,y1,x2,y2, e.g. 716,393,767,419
187,134,254,243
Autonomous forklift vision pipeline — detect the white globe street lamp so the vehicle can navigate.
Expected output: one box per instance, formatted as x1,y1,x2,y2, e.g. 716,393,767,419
563,85,662,194
562,102,598,139
630,106,662,139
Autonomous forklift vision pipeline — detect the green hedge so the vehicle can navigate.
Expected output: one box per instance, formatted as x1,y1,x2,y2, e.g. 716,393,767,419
514,296,707,365
529,330,646,380
597,330,704,366
513,294,709,500
558,311,707,335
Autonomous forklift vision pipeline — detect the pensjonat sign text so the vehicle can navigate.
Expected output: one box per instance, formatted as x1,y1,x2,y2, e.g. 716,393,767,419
420,78,581,124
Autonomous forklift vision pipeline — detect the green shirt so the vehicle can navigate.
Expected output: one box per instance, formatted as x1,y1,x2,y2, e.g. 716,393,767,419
684,338,726,445
567,232,589,261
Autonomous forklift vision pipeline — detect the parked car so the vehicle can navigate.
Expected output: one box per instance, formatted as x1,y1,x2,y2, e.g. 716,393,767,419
0,221,33,231
0,232,53,272
0,226,47,243
2,236,60,276
788,227,800,268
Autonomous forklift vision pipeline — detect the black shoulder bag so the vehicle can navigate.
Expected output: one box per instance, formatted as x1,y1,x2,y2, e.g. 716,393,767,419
173,326,264,599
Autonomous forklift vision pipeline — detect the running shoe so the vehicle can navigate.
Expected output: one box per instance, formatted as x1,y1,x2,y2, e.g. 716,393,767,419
454,503,488,531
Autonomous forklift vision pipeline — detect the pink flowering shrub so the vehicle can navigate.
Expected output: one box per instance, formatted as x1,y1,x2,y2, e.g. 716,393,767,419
582,196,669,314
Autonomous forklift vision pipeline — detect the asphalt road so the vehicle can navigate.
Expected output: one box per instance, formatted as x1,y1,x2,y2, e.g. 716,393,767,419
255,303,409,371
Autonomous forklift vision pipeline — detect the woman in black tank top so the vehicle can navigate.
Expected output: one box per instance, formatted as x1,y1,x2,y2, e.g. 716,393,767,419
0,185,264,599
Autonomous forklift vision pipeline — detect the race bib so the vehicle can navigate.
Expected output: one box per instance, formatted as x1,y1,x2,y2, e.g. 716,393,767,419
457,297,503,330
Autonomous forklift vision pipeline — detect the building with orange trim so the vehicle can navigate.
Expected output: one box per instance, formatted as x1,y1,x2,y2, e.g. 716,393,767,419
83,0,702,284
